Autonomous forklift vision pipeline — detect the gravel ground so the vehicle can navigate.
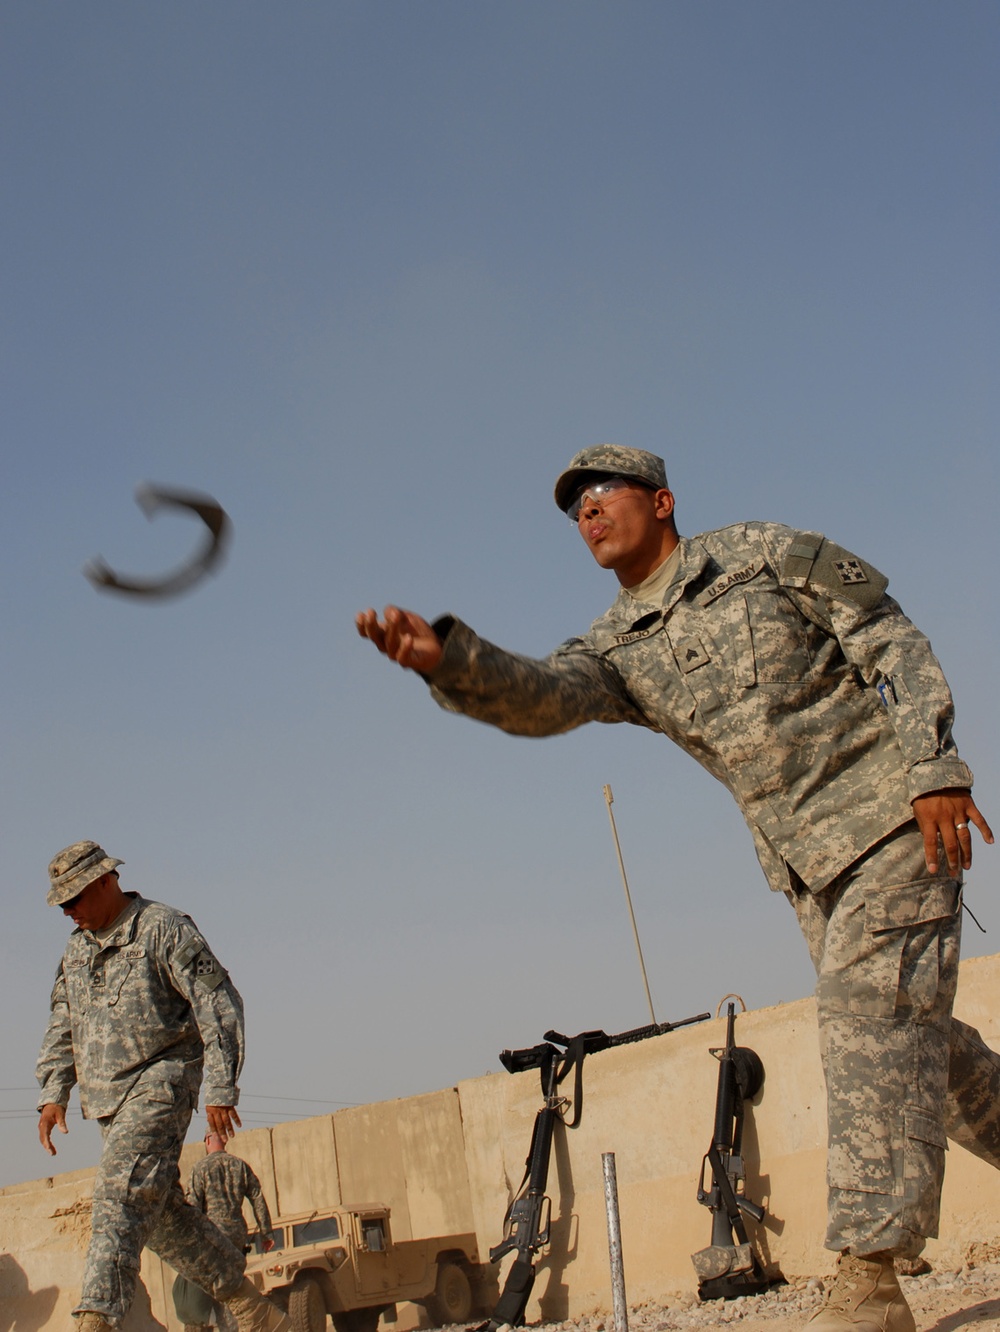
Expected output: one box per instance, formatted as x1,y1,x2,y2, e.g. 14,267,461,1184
480,1255,1000,1332
613,1263,1000,1332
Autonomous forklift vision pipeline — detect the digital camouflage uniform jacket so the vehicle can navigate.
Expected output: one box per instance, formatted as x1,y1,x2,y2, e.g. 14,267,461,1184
36,894,245,1118
429,523,973,894
187,1152,272,1250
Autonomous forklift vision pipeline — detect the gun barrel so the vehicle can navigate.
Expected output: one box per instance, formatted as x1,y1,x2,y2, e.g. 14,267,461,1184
544,1012,711,1054
610,1011,712,1045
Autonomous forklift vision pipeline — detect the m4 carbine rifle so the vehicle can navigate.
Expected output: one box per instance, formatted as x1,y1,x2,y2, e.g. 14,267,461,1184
692,998,770,1300
478,1012,710,1332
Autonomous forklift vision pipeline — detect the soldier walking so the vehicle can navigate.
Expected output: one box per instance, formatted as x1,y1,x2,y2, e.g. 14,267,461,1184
36,840,288,1332
176,1133,276,1332
188,1132,274,1255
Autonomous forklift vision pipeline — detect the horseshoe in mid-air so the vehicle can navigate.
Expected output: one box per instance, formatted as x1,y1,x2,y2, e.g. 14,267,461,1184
84,484,232,599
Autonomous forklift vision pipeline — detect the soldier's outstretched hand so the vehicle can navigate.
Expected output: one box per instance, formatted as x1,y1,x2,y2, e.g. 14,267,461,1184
355,606,443,674
912,788,994,875
38,1103,68,1155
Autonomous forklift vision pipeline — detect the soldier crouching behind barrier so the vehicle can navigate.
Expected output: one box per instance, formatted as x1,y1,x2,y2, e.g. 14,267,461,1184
35,840,289,1332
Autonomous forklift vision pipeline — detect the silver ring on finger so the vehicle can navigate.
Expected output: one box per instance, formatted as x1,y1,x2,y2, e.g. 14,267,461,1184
956,823,969,831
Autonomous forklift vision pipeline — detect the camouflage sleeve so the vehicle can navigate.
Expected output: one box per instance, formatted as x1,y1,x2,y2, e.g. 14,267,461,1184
167,921,246,1107
35,964,78,1111
244,1165,272,1235
427,616,653,736
770,525,974,804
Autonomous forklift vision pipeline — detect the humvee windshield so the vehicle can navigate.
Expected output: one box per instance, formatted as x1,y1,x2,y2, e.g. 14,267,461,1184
293,1216,342,1246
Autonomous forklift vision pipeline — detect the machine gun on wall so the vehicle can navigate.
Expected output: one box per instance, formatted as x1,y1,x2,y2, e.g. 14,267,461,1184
477,1013,710,1332
692,997,771,1301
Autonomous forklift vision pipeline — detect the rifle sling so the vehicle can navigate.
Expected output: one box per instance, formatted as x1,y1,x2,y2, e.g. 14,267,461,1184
706,1143,751,1246
554,1033,588,1128
498,1038,590,1239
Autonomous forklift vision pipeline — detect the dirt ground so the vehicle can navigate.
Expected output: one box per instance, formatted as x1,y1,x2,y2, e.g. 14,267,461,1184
518,1249,1000,1332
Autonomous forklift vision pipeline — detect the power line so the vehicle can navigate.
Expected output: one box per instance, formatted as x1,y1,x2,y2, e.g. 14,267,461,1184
2,1088,362,1106
240,1093,362,1107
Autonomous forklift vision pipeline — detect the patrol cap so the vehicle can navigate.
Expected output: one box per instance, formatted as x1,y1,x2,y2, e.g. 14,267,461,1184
47,840,123,907
554,445,668,513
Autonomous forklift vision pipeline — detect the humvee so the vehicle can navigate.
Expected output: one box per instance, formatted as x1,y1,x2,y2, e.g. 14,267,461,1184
245,1204,491,1332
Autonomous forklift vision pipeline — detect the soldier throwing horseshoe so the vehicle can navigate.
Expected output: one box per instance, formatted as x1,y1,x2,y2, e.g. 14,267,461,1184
358,444,1000,1332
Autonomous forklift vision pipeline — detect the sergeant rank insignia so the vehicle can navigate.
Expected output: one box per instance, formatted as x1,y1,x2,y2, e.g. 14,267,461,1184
834,559,868,585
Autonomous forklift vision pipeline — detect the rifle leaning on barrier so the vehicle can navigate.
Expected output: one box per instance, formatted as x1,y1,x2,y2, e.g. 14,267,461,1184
692,998,771,1301
477,1013,710,1332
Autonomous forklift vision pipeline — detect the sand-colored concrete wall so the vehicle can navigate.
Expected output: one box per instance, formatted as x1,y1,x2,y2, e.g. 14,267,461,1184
3,955,999,1332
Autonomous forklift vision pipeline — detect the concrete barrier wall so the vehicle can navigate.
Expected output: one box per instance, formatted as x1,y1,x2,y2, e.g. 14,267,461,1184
3,954,999,1331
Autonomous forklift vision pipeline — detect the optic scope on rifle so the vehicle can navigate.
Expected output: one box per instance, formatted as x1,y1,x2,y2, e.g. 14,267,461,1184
477,1012,710,1332
692,998,772,1301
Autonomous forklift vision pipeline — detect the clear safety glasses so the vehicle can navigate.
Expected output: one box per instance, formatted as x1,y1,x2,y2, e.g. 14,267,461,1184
566,475,635,522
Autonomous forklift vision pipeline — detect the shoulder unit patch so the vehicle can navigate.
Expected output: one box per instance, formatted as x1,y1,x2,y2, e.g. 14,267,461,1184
193,950,225,990
833,559,868,585
808,539,888,610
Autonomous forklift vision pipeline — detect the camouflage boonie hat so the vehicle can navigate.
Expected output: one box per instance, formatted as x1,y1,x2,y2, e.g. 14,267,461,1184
554,445,668,512
47,840,123,906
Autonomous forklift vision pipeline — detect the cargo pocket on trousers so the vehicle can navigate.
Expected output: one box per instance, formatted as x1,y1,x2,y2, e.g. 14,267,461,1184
903,1108,947,1213
846,879,960,1019
827,1104,948,1198
905,1108,946,1159
127,1148,176,1208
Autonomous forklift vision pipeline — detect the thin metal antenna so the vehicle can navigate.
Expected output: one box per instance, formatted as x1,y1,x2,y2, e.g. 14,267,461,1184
603,784,657,1025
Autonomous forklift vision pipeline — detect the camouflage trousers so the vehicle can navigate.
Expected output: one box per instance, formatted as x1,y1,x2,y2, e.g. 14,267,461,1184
76,1076,246,1326
789,823,1000,1257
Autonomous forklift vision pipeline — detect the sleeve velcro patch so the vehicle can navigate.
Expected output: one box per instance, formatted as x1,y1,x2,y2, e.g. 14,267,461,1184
174,936,203,969
780,531,823,583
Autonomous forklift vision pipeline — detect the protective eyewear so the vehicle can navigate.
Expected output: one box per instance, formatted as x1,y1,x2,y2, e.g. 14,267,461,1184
566,475,634,522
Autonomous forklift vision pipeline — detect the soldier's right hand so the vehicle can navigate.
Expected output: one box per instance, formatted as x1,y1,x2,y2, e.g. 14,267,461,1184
38,1103,68,1155
355,607,443,674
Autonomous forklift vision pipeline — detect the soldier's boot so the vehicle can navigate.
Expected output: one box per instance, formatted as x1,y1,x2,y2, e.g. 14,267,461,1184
73,1314,115,1332
806,1252,916,1332
219,1278,290,1332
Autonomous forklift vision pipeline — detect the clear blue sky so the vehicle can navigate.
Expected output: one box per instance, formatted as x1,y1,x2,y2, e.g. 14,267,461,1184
2,1,997,1186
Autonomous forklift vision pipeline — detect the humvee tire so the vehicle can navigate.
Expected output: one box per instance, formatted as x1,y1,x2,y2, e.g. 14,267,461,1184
425,1262,473,1325
289,1276,327,1332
